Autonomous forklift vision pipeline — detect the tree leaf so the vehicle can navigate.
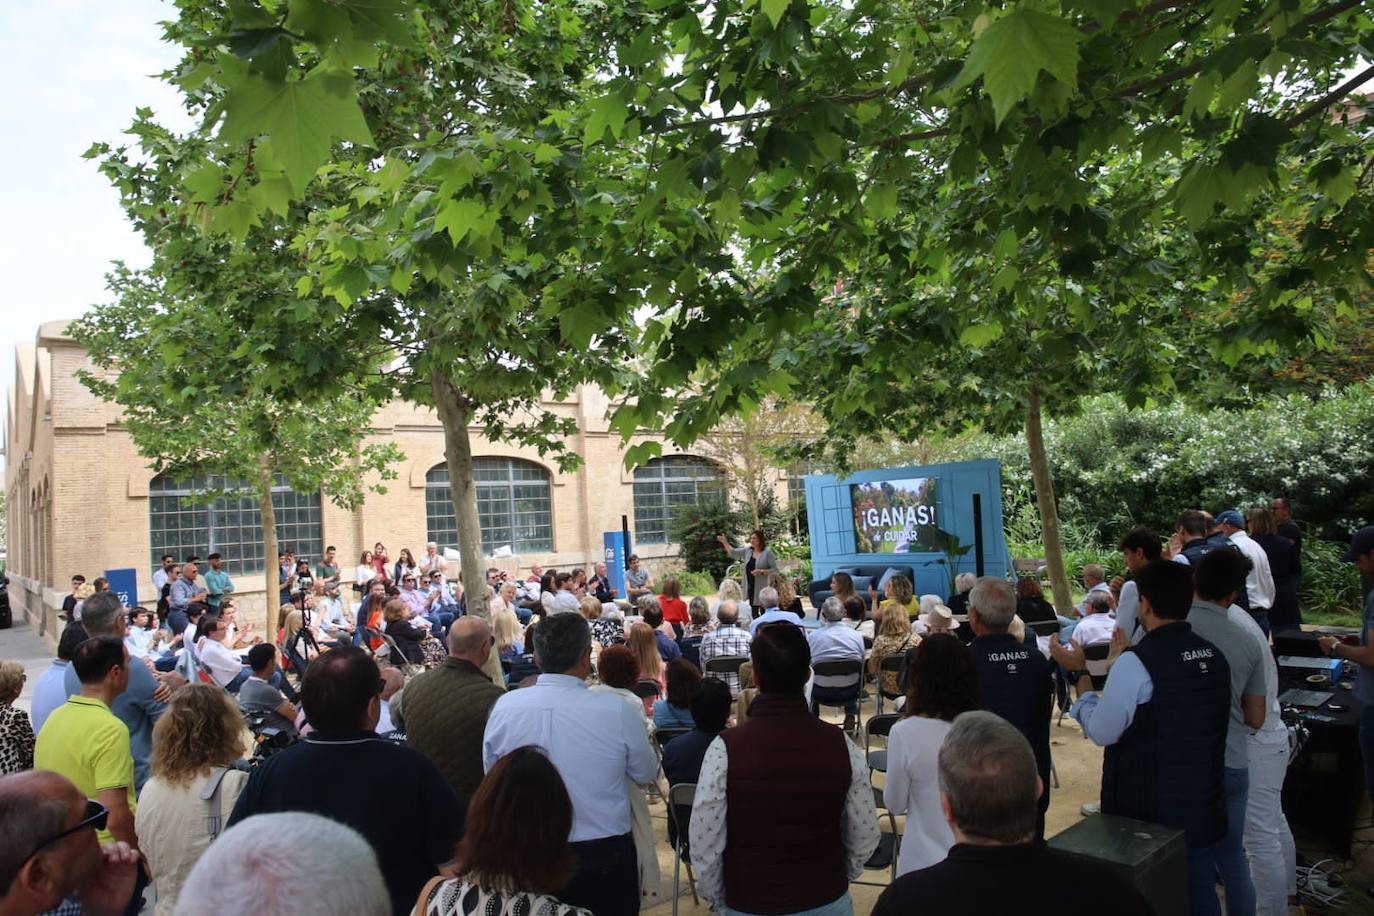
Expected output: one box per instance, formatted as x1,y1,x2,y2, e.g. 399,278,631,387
219,68,374,194
583,92,629,146
761,0,791,29
435,196,490,245
960,322,1005,347
954,9,1082,125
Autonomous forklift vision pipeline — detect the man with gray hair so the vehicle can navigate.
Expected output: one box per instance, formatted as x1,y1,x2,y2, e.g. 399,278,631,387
748,586,801,634
175,812,390,916
807,596,867,732
699,599,752,696
398,616,507,802
966,576,1053,840
1073,592,1116,647
483,612,658,916
63,590,184,791
0,770,141,916
871,712,1149,915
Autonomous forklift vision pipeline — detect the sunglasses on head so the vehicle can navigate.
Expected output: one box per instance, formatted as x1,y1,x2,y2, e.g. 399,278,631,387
24,799,108,862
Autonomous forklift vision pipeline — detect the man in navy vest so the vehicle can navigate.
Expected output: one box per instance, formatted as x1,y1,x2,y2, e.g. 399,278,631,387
690,623,879,916
967,576,1053,840
1053,560,1231,916
1171,509,1216,567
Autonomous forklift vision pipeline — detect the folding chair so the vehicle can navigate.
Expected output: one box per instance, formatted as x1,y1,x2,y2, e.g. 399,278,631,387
655,727,691,752
667,783,700,915
876,654,905,714
632,679,662,702
1028,619,1060,638
852,784,901,885
811,659,864,736
703,655,749,685
863,713,900,774
1057,642,1112,727
379,632,423,677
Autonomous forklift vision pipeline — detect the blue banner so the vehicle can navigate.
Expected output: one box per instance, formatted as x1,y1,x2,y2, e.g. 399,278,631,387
104,568,139,609
602,531,627,595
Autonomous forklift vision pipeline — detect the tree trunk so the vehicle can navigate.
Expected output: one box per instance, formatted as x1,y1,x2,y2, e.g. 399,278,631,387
259,458,281,632
431,370,506,686
1026,389,1074,617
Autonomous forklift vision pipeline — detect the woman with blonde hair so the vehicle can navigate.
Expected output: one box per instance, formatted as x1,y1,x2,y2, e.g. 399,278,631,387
871,574,918,626
712,576,747,624
136,684,249,914
627,622,664,714
868,605,920,696
771,573,804,617
0,661,33,774
492,605,524,661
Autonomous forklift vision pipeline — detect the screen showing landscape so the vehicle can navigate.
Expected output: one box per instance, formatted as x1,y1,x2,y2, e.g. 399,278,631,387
850,477,940,554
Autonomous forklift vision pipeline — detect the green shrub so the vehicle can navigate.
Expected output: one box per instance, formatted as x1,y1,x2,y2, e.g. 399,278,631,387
668,499,746,582
1300,537,1366,618
677,570,719,597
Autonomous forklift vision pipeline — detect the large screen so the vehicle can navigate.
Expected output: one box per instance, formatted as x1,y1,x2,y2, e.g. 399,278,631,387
850,477,940,554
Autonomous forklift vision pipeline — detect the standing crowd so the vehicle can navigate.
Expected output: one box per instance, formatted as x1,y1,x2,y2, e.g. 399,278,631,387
2,508,1372,916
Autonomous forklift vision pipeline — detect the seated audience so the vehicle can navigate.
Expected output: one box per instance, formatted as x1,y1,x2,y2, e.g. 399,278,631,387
654,658,702,729
842,595,873,639
193,615,247,690
492,604,525,660
176,812,390,916
772,574,806,619
662,678,733,851
869,605,920,698
549,572,581,615
1073,592,1116,646
400,618,507,803
0,770,141,916
921,600,954,636
945,572,976,617
698,600,752,696
0,660,34,775
227,647,466,915
828,571,859,610
136,685,249,915
637,599,683,663
885,635,982,875
483,613,659,916
383,598,430,665
691,623,880,915
872,712,1150,916
377,668,404,734
418,747,593,916
874,574,918,623
749,586,803,635
628,623,667,711
624,554,653,603
237,644,299,737
1014,576,1058,628
808,597,868,731
711,577,749,626
590,601,627,648
658,576,689,628
683,596,715,639
590,646,655,739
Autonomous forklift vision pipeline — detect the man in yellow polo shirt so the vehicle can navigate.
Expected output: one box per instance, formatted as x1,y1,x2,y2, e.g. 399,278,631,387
35,635,139,850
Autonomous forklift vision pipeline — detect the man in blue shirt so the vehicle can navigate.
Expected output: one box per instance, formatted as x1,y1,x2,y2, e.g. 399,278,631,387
62,591,181,791
168,561,207,616
806,597,866,731
1319,526,1374,800
1053,560,1231,916
749,587,802,634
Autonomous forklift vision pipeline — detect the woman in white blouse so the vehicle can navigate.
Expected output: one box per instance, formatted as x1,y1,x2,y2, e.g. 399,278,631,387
355,549,377,592
884,633,984,876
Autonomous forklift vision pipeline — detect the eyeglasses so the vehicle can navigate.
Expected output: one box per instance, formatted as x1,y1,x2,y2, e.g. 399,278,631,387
24,799,108,862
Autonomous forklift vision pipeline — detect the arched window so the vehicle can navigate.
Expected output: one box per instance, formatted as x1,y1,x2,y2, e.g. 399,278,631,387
148,474,323,576
632,456,725,545
426,458,553,554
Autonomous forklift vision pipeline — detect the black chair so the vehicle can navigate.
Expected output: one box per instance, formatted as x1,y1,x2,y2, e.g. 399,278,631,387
854,784,901,884
864,713,900,773
862,635,875,652
679,635,704,670
667,783,700,915
1027,619,1060,638
876,654,905,714
811,659,865,734
703,655,749,686
655,726,691,751
1057,642,1112,727
632,679,662,701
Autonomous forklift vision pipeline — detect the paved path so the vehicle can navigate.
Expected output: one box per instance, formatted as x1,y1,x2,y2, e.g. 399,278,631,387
0,618,55,714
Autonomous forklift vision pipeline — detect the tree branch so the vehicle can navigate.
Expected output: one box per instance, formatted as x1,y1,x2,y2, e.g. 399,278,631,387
1286,63,1374,128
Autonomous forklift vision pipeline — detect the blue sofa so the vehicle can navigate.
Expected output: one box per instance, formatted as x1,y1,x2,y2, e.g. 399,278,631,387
807,563,917,613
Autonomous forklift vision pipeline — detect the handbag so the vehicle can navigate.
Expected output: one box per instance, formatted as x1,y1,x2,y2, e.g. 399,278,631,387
201,766,234,841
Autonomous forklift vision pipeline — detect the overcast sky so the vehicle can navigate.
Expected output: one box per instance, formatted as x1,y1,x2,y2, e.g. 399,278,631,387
0,1,190,458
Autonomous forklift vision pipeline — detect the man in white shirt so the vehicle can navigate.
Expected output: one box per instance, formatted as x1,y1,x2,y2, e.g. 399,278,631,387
312,581,355,645
806,597,867,731
1115,526,1163,644
418,542,448,580
483,613,657,916
151,554,176,593
1216,509,1276,629
1072,593,1116,647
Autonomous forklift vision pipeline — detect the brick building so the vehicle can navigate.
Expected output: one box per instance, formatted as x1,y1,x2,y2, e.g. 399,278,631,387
5,321,790,638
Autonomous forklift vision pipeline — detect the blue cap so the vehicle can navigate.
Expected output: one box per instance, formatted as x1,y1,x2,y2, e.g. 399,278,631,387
1341,526,1374,563
1215,509,1245,529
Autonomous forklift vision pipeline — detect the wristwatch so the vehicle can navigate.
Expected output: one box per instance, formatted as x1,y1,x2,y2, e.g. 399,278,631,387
1069,670,1090,682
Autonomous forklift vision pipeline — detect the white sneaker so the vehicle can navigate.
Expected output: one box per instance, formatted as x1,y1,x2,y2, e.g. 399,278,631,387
1080,802,1101,816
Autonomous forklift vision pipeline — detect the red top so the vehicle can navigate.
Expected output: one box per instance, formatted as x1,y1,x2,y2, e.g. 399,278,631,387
659,595,689,625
